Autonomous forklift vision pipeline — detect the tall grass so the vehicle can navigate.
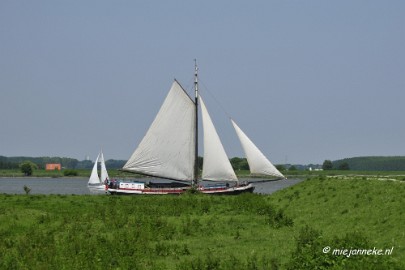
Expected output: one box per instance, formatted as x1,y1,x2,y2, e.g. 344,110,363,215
0,177,403,269
269,177,404,269
0,193,293,269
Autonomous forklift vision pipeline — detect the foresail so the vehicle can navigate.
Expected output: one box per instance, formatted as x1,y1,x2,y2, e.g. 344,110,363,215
231,120,285,179
123,81,196,181
99,151,109,182
200,96,238,181
88,153,101,185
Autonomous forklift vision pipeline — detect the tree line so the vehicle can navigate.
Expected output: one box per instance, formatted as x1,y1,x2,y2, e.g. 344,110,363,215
0,156,251,171
3,155,405,172
0,156,78,169
322,156,405,171
0,156,127,170
322,160,350,171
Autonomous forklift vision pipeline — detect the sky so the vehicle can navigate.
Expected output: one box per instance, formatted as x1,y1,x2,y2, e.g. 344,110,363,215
0,1,404,165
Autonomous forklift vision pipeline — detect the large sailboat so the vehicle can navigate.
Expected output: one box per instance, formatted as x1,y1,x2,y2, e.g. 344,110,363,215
88,150,109,192
107,62,284,195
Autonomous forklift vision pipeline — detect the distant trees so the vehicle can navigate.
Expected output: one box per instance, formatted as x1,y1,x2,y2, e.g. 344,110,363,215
105,159,126,169
0,156,19,169
2,156,77,169
74,160,92,169
338,162,350,170
3,155,405,172
20,161,38,176
275,165,286,172
322,160,350,170
239,159,250,170
322,160,333,170
332,156,405,171
0,160,19,169
1,157,124,170
230,157,250,171
63,169,78,176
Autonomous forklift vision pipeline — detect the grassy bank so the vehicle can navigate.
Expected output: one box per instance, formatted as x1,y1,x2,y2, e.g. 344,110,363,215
285,169,405,179
0,177,403,269
269,177,404,269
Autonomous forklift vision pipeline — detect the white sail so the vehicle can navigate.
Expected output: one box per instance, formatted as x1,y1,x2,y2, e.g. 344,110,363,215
88,153,101,185
99,151,109,183
123,80,196,181
200,96,238,181
231,119,285,179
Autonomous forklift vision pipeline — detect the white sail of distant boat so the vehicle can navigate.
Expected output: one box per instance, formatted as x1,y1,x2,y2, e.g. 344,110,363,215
99,151,109,183
88,150,109,187
231,120,285,179
88,153,101,185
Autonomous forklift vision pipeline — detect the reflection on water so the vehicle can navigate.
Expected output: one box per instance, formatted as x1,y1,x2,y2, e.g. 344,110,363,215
88,185,109,195
0,177,303,195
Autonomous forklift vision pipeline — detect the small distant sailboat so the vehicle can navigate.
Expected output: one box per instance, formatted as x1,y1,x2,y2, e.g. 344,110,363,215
107,61,284,195
88,150,109,192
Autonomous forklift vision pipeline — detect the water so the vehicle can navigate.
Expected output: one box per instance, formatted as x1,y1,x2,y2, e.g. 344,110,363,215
0,177,304,195
0,178,91,195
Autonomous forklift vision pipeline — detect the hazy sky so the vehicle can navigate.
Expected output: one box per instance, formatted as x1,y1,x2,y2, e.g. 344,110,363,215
1,1,404,164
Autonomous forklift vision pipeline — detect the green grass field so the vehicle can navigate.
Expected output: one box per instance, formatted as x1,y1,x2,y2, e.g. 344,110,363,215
0,177,403,269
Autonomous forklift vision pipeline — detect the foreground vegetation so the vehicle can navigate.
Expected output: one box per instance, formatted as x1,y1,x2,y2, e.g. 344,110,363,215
0,176,403,269
269,176,404,269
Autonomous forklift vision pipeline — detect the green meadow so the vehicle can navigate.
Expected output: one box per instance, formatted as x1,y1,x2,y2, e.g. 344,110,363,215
0,177,403,269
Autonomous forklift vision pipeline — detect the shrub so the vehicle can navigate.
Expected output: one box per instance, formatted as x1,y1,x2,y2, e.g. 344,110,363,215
23,185,31,195
20,161,38,176
63,169,78,176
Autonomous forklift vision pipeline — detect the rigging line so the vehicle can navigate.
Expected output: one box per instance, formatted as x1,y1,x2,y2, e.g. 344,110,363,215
197,77,233,120
184,68,233,120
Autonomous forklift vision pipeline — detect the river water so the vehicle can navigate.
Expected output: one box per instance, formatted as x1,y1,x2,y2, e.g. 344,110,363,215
0,177,303,195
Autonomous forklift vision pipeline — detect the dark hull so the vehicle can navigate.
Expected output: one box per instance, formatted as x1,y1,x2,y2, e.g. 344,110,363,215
107,183,255,195
201,185,255,195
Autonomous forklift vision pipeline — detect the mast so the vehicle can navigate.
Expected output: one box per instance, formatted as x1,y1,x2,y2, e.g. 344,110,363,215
193,59,199,186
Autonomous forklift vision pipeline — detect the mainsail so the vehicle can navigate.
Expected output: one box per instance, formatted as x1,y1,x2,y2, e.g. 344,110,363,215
88,153,101,185
200,96,238,181
231,119,285,179
123,81,196,181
